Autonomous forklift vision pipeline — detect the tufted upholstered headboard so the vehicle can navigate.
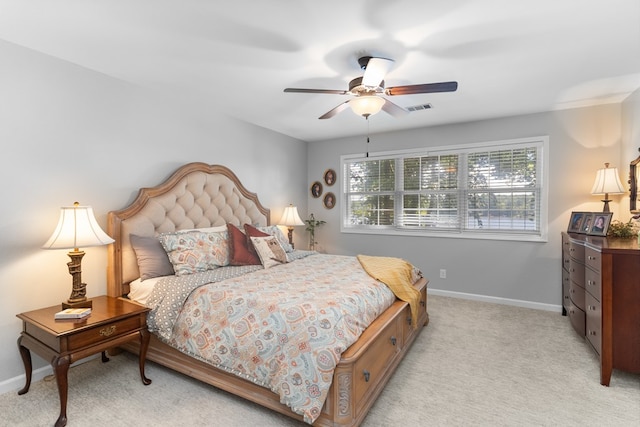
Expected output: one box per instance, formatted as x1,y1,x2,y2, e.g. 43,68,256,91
107,162,270,297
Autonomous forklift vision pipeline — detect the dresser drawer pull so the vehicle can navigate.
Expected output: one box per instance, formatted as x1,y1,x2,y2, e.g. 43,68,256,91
588,305,597,311
588,330,597,336
390,336,397,346
363,370,370,382
588,255,597,261
99,325,117,337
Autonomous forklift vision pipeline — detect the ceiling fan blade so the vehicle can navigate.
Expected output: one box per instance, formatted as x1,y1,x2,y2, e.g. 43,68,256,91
362,57,394,87
381,99,409,117
284,88,348,95
386,81,458,96
319,101,351,120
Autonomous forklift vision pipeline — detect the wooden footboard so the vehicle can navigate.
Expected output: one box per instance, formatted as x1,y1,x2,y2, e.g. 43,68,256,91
117,277,428,426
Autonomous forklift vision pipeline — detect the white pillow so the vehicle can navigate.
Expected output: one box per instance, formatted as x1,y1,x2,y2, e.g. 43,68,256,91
128,276,165,305
250,236,288,269
258,225,294,253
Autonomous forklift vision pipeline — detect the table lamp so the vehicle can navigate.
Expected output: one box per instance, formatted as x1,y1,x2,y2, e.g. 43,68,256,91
591,163,625,212
278,204,304,248
42,202,114,309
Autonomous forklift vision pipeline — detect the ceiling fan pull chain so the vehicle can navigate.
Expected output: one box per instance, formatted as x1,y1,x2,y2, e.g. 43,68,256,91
366,116,370,157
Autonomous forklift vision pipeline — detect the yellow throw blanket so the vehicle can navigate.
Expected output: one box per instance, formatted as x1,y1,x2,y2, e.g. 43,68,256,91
357,254,422,327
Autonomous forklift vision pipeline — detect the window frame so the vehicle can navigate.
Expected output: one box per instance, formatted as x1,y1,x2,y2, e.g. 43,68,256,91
340,136,549,242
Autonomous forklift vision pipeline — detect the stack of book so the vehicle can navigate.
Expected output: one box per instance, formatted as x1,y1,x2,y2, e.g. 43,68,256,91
54,307,92,320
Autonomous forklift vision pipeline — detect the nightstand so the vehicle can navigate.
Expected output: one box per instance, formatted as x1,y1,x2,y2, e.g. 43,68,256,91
16,296,151,427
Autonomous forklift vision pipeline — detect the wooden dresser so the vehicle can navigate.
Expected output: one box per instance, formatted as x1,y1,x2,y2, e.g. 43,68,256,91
561,232,640,385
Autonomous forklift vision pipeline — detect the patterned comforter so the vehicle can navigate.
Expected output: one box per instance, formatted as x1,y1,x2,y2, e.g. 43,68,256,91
145,253,398,424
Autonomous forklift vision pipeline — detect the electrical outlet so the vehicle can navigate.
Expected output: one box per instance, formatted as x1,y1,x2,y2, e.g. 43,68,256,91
439,269,446,279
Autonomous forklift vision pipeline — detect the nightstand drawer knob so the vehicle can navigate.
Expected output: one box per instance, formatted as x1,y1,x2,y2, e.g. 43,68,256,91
99,325,117,337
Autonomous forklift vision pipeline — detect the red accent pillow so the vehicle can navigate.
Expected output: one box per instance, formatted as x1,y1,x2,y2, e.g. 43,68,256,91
243,223,270,257
227,223,262,265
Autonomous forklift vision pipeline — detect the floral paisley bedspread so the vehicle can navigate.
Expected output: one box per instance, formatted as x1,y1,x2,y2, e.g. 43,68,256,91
150,253,398,424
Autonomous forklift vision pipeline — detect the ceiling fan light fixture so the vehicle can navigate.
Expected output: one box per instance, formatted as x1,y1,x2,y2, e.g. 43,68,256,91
349,96,385,117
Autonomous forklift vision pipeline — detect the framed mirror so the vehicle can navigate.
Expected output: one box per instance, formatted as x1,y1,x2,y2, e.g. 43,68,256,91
630,149,640,213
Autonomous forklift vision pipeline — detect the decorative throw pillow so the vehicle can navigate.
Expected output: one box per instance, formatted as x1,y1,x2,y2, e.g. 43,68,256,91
130,234,175,281
250,236,288,269
158,230,229,276
258,225,294,253
243,223,271,257
227,223,261,266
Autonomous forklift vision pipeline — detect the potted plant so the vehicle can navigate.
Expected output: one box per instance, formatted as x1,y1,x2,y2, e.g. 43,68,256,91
607,215,640,238
305,213,326,251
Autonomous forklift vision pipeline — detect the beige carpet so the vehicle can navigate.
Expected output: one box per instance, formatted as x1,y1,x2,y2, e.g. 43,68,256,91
1,295,638,426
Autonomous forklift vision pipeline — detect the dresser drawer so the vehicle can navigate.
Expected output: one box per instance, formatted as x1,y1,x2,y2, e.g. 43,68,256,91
568,302,585,336
569,241,584,262
585,292,602,355
562,250,571,272
569,280,585,311
569,259,585,287
65,316,143,352
354,315,400,405
585,268,601,301
562,268,570,310
585,247,601,273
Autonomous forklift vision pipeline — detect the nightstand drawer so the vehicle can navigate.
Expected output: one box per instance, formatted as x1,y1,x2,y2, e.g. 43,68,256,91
66,316,142,351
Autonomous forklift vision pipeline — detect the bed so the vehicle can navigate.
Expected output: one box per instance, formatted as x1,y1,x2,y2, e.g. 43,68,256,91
106,162,429,426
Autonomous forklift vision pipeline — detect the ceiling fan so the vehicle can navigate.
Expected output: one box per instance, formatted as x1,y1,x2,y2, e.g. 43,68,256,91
284,56,458,119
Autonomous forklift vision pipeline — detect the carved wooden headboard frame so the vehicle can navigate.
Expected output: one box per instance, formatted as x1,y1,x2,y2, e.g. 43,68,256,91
107,162,270,298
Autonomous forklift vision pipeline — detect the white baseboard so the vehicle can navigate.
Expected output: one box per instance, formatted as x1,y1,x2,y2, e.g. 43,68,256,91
427,288,563,313
0,354,100,396
0,365,53,396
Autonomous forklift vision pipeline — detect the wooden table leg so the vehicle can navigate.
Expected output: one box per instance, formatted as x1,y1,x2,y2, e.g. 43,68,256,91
16,336,32,395
139,328,152,385
53,355,70,427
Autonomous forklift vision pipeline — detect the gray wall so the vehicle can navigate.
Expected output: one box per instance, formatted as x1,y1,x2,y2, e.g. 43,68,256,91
307,104,629,308
0,40,307,388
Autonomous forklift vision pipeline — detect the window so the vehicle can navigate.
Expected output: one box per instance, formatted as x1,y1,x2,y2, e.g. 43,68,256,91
341,136,548,241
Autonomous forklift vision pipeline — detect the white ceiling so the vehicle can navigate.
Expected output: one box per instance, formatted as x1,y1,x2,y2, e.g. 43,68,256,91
1,0,639,142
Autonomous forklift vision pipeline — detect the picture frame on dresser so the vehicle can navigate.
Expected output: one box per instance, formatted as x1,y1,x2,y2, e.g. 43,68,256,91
568,211,587,233
587,212,612,236
580,213,594,234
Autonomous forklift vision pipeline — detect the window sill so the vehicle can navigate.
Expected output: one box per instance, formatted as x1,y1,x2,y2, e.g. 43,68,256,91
340,227,548,243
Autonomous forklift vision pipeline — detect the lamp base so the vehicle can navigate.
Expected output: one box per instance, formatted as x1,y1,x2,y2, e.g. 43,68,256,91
62,299,93,310
287,227,295,249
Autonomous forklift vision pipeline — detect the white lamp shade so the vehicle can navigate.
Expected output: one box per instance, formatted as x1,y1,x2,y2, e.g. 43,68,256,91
349,96,385,117
279,205,304,227
43,203,114,250
591,164,625,195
